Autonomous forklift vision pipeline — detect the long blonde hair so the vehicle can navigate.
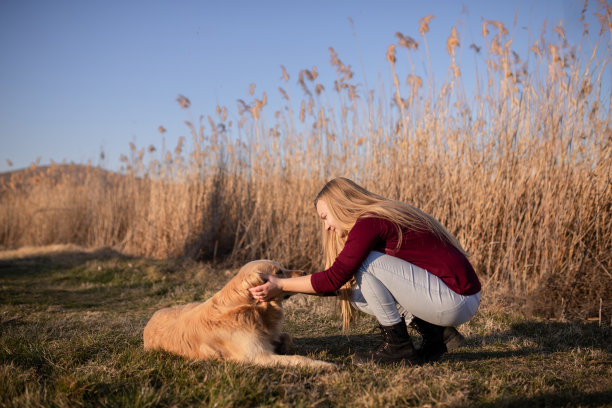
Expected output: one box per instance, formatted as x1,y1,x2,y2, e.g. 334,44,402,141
314,177,467,332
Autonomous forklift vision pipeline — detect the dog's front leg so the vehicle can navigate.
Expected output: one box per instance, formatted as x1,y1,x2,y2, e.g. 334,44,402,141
271,332,293,355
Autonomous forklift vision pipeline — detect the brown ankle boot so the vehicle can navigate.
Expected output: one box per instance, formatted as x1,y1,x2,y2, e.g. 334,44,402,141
442,326,466,351
410,317,462,363
353,318,418,365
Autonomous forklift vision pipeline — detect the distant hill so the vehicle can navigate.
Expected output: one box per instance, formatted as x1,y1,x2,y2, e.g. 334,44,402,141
0,164,127,194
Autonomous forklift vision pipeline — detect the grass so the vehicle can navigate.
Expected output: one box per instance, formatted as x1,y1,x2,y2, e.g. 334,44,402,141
1,245,610,407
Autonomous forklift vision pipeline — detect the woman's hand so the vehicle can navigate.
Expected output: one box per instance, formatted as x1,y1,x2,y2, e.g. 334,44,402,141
248,274,283,302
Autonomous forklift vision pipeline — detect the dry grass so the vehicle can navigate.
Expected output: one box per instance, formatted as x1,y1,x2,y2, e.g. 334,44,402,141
1,4,611,321
0,246,610,407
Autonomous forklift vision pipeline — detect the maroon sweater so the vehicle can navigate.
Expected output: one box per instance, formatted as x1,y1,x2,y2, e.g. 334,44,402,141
310,216,481,295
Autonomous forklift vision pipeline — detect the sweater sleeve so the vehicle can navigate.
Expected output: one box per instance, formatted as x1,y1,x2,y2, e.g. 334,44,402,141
310,217,387,293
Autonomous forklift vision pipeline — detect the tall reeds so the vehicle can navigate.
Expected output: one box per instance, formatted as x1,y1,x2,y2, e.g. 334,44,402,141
1,4,610,320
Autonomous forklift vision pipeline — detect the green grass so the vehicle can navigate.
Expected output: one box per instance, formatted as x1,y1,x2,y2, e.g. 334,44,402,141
1,246,610,407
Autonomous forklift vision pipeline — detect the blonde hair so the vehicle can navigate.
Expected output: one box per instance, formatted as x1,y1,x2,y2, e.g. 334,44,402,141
314,177,467,332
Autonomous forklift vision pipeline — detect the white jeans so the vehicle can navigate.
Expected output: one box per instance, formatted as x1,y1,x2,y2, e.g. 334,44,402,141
350,251,481,327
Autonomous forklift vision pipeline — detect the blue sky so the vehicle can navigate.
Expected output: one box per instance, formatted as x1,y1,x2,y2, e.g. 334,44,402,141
0,0,601,173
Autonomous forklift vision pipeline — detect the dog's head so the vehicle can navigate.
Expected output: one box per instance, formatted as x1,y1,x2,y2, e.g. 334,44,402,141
238,260,304,302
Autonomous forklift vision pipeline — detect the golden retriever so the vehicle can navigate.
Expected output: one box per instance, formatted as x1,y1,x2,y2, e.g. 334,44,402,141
143,260,334,370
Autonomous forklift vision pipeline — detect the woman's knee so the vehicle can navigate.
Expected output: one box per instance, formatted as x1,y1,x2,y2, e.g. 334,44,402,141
350,286,374,315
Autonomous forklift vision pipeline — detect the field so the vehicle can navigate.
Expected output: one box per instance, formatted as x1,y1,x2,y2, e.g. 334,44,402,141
1,3,611,407
1,245,610,407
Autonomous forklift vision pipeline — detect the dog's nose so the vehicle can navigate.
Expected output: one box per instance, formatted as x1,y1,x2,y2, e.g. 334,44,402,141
288,269,305,277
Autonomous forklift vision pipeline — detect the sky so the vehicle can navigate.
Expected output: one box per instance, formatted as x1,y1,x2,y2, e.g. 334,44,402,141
0,0,604,173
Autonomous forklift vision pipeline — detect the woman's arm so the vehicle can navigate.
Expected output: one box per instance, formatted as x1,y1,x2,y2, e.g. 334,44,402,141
250,217,389,301
310,217,388,292
248,274,316,302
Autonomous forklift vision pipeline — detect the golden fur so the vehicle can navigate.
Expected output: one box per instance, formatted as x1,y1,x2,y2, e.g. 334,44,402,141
143,260,334,370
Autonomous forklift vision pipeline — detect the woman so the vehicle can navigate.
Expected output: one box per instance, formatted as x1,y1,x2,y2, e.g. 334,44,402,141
249,177,481,365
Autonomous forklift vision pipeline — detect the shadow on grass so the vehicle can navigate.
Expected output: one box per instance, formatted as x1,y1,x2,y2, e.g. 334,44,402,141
509,320,612,351
0,247,160,313
0,247,130,278
293,334,539,362
0,283,147,310
294,317,612,363
450,319,612,358
293,333,380,360
470,389,612,408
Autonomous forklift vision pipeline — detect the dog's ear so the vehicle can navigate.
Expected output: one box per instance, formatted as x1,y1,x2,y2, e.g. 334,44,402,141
241,270,266,290
252,272,267,286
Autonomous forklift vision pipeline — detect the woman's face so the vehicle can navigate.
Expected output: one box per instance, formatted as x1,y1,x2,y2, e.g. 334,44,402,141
316,199,347,238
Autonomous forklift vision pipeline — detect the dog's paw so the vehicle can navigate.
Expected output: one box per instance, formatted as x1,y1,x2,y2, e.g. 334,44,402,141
273,332,294,355
317,360,337,371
